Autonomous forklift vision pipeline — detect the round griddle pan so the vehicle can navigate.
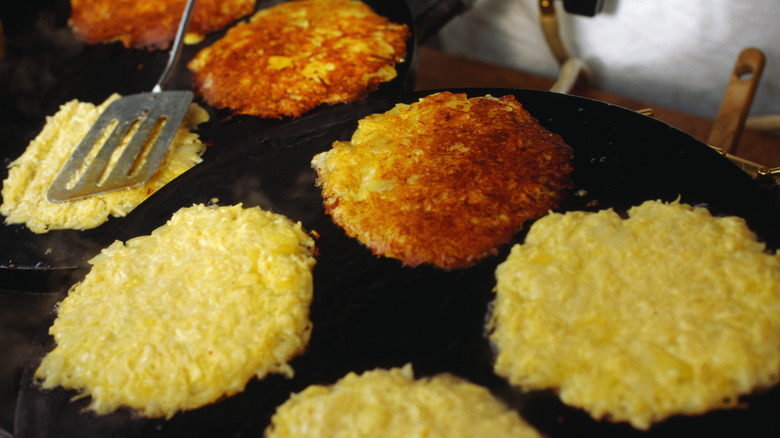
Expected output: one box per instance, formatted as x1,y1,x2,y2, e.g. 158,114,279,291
14,88,780,437
0,0,464,286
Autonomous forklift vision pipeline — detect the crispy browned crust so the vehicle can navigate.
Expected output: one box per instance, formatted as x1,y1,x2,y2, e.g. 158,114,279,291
312,92,575,270
187,0,410,119
69,0,255,50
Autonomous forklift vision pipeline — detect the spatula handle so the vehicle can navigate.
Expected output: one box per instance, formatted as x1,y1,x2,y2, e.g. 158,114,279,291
153,0,197,93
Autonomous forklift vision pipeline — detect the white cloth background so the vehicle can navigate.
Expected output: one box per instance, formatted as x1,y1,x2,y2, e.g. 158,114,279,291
429,0,780,120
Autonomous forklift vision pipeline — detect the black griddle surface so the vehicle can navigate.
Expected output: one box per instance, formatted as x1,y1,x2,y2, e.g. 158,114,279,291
13,88,780,438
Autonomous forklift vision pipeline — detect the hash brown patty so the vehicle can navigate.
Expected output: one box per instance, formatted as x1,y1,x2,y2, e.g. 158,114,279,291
34,204,317,418
311,91,574,270
489,200,780,429
187,0,410,119
69,0,255,49
265,364,542,438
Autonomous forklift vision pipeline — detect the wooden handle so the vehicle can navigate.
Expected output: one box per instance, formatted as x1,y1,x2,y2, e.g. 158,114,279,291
707,47,766,155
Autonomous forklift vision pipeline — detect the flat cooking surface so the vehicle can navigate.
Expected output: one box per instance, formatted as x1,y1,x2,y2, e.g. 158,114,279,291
12,88,780,437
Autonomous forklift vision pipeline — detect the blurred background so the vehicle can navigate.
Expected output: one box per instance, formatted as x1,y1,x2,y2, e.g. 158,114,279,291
426,0,780,122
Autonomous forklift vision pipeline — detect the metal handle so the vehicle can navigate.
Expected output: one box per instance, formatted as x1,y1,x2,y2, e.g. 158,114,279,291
412,0,474,44
549,57,591,94
153,0,197,93
538,0,569,65
562,0,604,16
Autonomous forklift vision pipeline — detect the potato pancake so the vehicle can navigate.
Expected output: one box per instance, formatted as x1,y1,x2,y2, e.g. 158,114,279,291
266,364,541,438
311,91,574,270
187,0,410,118
69,0,255,49
489,199,780,429
0,95,208,233
34,203,317,418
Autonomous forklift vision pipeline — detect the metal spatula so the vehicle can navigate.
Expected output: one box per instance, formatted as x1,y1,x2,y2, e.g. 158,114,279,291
47,0,197,202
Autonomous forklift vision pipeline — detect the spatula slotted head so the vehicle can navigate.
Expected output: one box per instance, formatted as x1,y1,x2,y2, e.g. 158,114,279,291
47,90,194,202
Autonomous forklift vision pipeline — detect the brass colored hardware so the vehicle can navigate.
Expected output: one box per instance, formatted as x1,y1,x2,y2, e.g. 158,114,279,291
709,145,780,192
758,166,780,177
538,0,570,65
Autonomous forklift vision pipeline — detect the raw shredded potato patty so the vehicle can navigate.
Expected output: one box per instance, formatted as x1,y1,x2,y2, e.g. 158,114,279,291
265,364,542,438
0,95,208,233
187,0,409,118
312,92,574,270
69,0,256,49
34,204,317,418
489,199,780,429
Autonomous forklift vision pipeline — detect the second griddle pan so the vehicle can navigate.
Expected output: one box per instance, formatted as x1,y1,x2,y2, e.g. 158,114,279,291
15,88,780,438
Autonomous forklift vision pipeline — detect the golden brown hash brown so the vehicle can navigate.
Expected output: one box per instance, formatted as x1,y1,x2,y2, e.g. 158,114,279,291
69,0,255,50
311,92,575,270
187,0,410,119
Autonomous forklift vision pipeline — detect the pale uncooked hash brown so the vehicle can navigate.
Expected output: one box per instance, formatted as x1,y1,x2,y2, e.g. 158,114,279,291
34,204,317,418
0,95,208,233
187,0,410,119
265,364,542,438
311,92,574,270
489,200,780,429
69,0,256,50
